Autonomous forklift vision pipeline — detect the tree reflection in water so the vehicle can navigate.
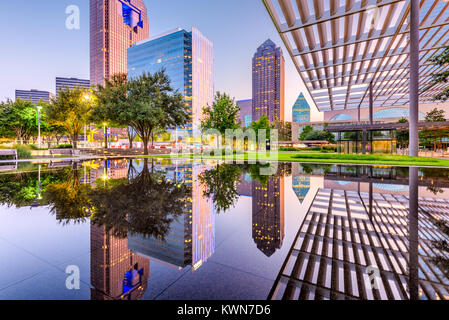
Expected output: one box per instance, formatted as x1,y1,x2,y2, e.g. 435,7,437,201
90,159,191,239
428,217,449,279
44,163,92,224
200,162,291,213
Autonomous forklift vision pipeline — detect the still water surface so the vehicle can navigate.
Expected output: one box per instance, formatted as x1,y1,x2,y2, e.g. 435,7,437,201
0,158,448,300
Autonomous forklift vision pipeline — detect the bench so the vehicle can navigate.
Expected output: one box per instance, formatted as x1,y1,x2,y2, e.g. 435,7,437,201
49,149,75,158
0,163,18,172
49,160,74,168
0,149,18,160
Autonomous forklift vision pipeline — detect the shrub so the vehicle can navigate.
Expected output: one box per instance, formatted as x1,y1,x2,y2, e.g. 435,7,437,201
321,145,337,153
58,144,73,149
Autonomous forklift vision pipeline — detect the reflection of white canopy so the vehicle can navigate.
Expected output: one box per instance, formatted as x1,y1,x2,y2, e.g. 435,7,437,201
262,0,449,111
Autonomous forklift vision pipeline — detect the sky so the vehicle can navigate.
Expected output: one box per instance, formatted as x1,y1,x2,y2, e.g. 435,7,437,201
0,0,322,121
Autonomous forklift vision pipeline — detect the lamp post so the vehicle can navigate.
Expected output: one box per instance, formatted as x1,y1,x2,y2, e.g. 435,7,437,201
103,122,108,149
83,94,92,149
36,106,42,149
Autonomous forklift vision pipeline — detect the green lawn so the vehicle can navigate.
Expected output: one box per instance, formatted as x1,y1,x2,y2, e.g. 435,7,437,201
146,151,449,167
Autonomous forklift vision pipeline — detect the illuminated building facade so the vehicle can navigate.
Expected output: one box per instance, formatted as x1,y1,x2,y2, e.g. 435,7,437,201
252,39,285,123
90,0,149,86
252,175,285,257
292,93,311,123
237,99,253,128
90,224,149,300
56,77,90,95
127,163,214,270
15,89,53,104
128,28,214,136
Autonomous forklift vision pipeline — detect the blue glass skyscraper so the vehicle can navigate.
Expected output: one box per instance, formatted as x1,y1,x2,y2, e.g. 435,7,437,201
292,93,311,123
128,27,214,137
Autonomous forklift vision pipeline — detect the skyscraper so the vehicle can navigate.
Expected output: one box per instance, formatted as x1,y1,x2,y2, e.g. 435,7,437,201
128,28,214,135
252,40,285,123
237,99,253,128
90,0,149,86
56,77,90,95
292,93,311,123
15,89,53,104
252,175,285,257
90,224,150,300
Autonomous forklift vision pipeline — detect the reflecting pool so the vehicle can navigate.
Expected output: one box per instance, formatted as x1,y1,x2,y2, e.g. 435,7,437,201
0,159,449,300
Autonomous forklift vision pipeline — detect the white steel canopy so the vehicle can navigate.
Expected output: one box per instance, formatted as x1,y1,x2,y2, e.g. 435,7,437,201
262,0,449,112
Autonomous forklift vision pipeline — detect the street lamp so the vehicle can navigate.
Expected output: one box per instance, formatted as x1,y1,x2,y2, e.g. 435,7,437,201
36,106,42,149
83,93,92,149
103,122,108,149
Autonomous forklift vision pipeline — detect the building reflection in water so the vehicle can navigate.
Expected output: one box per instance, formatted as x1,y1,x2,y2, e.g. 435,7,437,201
90,224,150,300
127,162,215,271
270,164,449,300
252,174,285,257
86,159,214,299
292,176,311,204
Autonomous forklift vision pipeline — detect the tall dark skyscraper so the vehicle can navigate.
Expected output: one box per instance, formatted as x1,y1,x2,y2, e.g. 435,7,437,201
252,175,285,257
90,0,149,86
90,224,150,300
252,40,285,123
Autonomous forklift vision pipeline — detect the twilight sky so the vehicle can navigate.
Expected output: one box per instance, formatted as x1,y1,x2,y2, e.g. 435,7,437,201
0,0,322,121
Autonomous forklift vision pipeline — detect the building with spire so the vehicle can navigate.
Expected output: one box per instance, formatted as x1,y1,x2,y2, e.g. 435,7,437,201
252,39,285,123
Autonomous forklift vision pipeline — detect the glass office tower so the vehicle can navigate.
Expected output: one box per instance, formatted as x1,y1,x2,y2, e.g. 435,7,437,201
15,89,53,104
128,28,214,137
292,93,311,123
252,39,285,123
90,0,149,86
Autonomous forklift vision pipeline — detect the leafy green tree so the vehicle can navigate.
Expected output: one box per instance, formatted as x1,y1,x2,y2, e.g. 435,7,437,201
396,118,409,149
93,71,189,155
44,164,92,224
201,92,241,143
249,115,274,148
275,121,292,141
90,159,191,238
430,47,449,101
420,108,449,152
45,87,94,148
299,125,335,143
299,125,314,141
0,99,37,144
200,164,242,213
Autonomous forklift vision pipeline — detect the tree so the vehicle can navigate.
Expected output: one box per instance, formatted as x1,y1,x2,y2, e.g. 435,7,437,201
93,71,190,155
396,118,409,149
299,125,314,141
45,87,94,148
90,159,191,238
430,47,449,101
275,121,292,141
0,99,37,144
420,108,449,152
299,125,335,143
201,92,241,142
200,164,242,213
249,115,274,148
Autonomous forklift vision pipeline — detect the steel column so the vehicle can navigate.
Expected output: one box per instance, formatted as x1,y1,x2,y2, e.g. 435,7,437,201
408,167,419,300
369,82,374,125
409,0,420,157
